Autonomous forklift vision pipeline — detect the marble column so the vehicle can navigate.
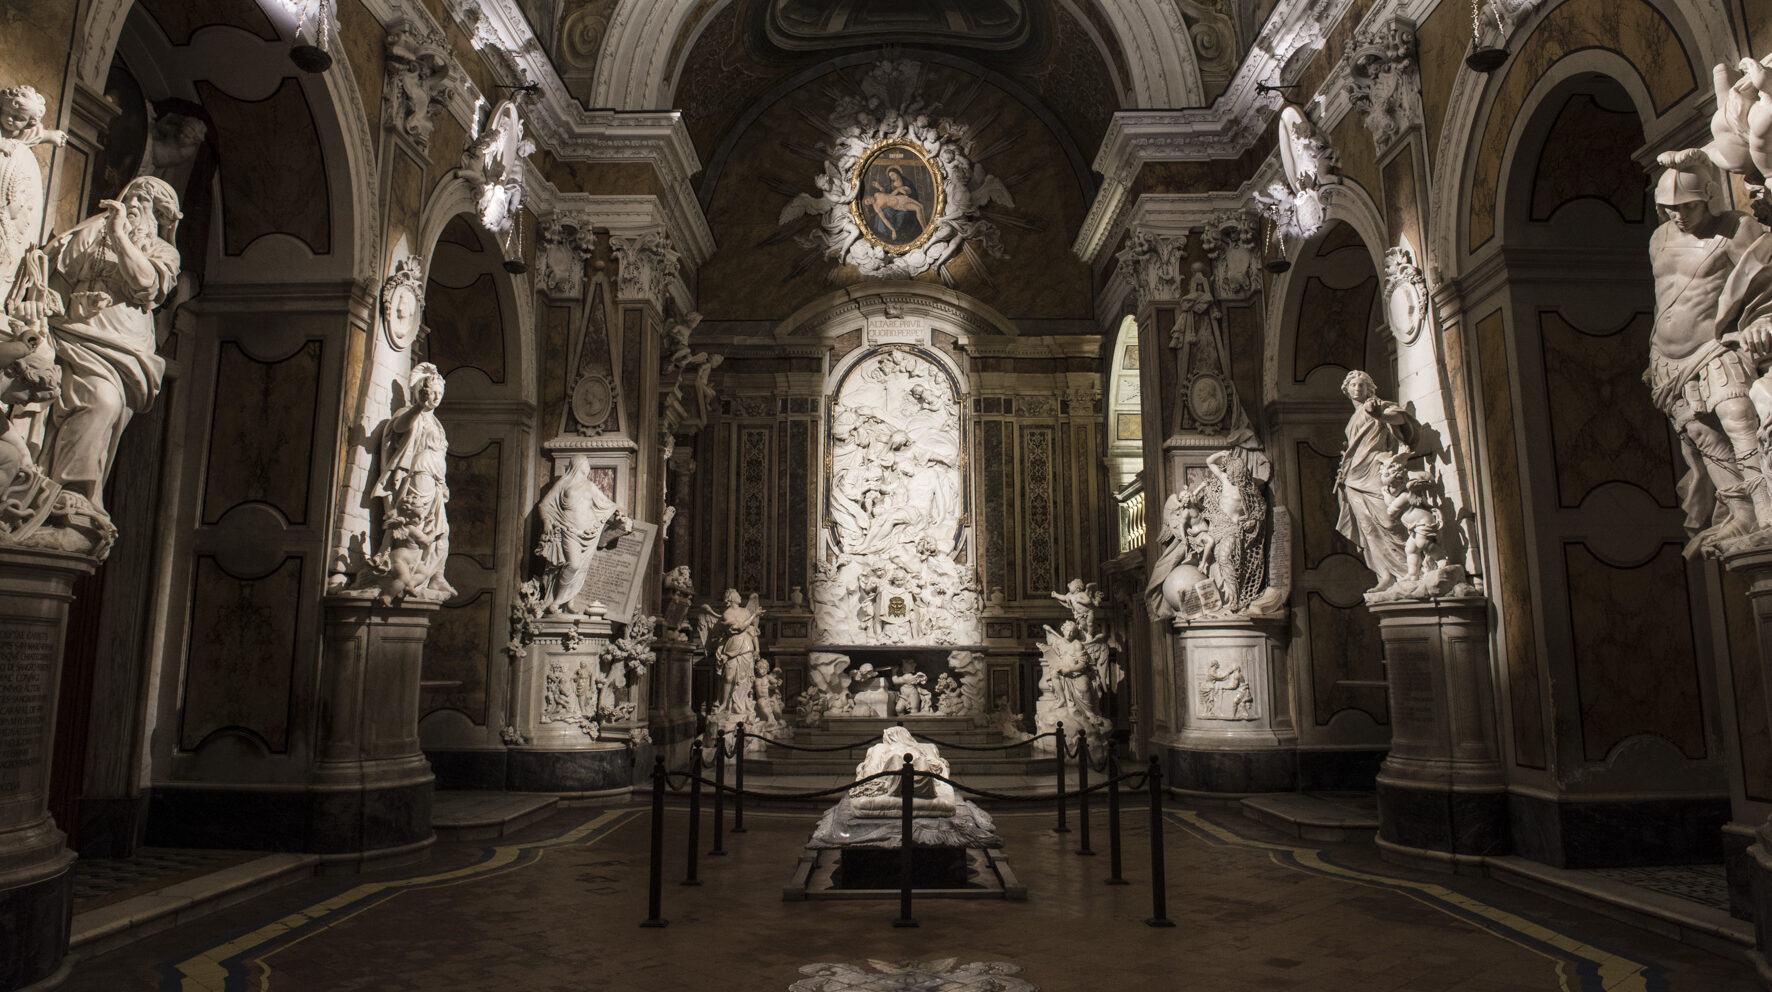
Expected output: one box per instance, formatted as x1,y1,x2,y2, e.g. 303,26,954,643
505,616,631,794
1370,597,1506,867
0,548,95,991
1161,615,1296,793
312,598,439,868
1718,547,1772,981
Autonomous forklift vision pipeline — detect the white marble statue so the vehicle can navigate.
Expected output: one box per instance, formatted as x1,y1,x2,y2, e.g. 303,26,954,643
943,649,986,719
0,85,63,304
848,725,952,814
1147,449,1286,620
753,657,787,734
1639,151,1772,556
702,589,765,730
531,455,633,615
349,363,455,604
661,564,695,638
933,673,961,713
891,658,931,715
848,662,891,718
1050,578,1102,632
1033,620,1115,750
0,333,57,545
1334,371,1472,600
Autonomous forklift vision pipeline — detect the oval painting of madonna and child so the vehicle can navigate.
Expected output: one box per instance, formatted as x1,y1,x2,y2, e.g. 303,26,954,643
851,140,943,252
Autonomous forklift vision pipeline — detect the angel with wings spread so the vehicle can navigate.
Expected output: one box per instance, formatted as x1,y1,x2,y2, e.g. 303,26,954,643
701,589,766,721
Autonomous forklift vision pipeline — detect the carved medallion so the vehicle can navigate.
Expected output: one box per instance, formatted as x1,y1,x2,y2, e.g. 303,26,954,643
1383,246,1429,344
1186,373,1229,427
380,255,425,350
850,139,945,254
571,374,614,431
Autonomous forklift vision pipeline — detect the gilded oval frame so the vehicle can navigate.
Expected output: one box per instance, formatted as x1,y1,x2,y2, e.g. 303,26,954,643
849,139,945,255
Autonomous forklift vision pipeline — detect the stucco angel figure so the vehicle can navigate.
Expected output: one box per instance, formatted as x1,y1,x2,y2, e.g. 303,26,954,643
358,363,455,604
1050,578,1102,631
532,455,633,615
0,85,64,303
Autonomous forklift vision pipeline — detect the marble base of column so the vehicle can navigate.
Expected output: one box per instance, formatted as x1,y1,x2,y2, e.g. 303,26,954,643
1159,615,1297,794
1369,597,1506,867
1717,546,1772,980
311,597,439,867
0,548,95,991
506,617,630,795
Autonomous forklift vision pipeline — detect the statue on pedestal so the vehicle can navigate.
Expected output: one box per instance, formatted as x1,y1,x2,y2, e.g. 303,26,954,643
702,588,765,730
1147,449,1288,620
339,362,454,605
1032,620,1116,749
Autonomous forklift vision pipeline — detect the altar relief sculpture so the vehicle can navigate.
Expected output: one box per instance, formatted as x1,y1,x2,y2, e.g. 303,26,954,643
813,347,981,645
0,174,183,559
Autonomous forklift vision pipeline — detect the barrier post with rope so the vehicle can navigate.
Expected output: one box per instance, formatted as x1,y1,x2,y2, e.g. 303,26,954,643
641,755,668,928
710,730,727,856
1076,733,1094,856
1105,740,1127,884
682,739,703,886
733,722,747,833
893,753,918,928
1053,722,1069,834
1145,755,1173,927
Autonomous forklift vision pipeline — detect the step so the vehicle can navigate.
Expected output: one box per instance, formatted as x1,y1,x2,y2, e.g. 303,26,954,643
71,851,320,958
1239,791,1378,843
433,791,560,842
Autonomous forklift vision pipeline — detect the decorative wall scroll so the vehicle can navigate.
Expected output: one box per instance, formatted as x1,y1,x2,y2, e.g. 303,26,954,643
383,18,455,153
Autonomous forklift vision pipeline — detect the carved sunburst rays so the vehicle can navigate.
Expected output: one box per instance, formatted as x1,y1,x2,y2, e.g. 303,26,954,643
761,60,1043,285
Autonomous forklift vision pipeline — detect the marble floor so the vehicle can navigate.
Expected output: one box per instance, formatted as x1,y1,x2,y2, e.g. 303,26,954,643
57,798,1762,992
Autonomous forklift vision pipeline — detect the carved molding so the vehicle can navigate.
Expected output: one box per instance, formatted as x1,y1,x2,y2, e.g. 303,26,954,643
609,231,680,307
536,212,597,300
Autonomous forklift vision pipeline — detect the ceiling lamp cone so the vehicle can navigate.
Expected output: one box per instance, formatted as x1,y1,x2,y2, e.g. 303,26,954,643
1465,44,1507,72
503,258,528,274
289,43,332,72
1264,258,1292,274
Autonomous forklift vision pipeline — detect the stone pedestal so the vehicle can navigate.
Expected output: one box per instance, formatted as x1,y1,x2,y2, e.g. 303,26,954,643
1717,547,1772,981
1159,615,1296,793
648,636,699,769
0,548,95,991
312,598,439,867
507,616,631,795
1370,597,1506,867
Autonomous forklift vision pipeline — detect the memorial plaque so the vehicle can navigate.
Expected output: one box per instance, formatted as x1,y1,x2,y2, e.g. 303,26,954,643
0,621,58,802
1386,640,1437,750
573,519,658,622
865,317,925,345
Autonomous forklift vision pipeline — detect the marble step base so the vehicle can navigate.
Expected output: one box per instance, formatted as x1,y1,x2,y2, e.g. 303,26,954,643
1239,791,1378,843
432,792,560,842
69,852,319,960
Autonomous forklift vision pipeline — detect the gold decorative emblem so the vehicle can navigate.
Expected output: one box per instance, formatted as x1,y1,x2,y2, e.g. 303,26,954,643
850,139,944,254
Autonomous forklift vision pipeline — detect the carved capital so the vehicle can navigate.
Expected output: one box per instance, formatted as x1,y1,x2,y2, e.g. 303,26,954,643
382,18,456,154
1343,19,1422,154
1115,229,1188,306
609,231,680,307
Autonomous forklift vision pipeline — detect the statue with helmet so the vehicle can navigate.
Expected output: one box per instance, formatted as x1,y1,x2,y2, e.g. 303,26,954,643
1645,145,1772,556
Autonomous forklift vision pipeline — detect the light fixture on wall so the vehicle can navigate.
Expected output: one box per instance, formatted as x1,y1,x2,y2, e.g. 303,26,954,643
1465,0,1508,73
502,205,528,274
1263,214,1291,274
288,0,334,73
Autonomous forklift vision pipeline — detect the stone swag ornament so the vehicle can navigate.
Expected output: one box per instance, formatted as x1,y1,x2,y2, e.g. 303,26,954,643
0,174,183,559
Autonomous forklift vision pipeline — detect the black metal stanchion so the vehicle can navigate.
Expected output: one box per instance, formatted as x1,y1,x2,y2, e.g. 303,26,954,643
682,740,703,886
642,755,668,927
893,753,918,928
710,730,727,856
1053,722,1070,834
1145,756,1174,927
1076,734,1094,856
1105,742,1127,885
732,722,747,833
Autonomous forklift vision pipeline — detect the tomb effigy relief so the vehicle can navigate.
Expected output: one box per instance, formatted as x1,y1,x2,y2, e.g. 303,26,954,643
812,346,982,646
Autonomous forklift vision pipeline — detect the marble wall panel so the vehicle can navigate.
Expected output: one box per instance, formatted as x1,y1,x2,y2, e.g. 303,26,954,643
179,556,303,752
1020,426,1055,595
1475,309,1547,768
1539,311,1675,509
788,419,810,597
1416,0,1464,185
736,426,771,595
425,272,506,384
1306,592,1388,727
1468,0,1696,251
421,590,496,726
198,79,330,256
202,340,321,525
1564,542,1706,761
1722,568,1772,803
1293,272,1377,384
443,440,503,565
340,0,384,136
1530,93,1647,224
136,0,278,44
981,419,1009,598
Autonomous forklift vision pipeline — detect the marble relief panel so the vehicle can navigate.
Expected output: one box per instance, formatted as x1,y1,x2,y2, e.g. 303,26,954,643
1539,310,1675,509
180,556,303,752
197,79,330,256
1565,542,1706,762
201,340,321,525
1475,310,1547,768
